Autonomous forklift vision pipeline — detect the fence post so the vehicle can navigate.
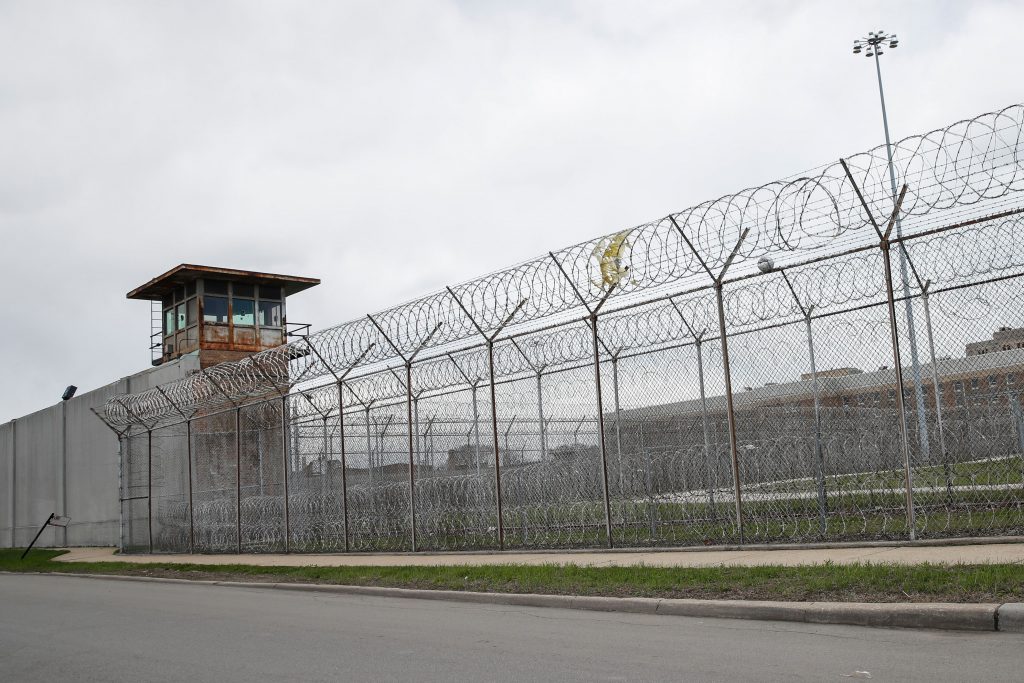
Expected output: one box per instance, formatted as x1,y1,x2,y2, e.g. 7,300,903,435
841,161,916,540
405,361,418,552
714,282,745,544
611,355,623,488
671,221,749,543
486,341,505,549
367,316,442,552
589,313,616,548
234,408,241,553
920,287,953,495
281,396,290,553
694,339,717,509
669,301,717,511
546,253,616,548
1009,390,1024,470
337,382,350,552
780,272,828,535
147,429,153,553
536,371,547,462
8,419,15,548
187,419,194,554
803,312,828,534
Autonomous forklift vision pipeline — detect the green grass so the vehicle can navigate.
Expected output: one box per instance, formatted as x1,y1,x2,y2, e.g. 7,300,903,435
4,548,1023,603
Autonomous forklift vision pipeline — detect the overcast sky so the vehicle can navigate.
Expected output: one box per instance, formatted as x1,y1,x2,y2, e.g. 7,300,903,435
1,0,1021,423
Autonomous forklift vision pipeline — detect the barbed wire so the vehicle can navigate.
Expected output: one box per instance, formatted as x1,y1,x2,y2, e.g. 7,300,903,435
105,104,1024,429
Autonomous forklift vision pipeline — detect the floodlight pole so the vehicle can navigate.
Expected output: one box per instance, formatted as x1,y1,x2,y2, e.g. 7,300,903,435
864,33,931,462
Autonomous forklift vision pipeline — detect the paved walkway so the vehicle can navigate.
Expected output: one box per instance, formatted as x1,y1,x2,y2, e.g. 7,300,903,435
54,541,1024,567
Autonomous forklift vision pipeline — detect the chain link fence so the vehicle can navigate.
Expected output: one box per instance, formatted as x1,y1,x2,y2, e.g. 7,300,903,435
109,104,1024,552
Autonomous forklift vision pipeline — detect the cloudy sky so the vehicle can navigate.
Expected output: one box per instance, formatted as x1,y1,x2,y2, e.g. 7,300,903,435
1,0,1021,422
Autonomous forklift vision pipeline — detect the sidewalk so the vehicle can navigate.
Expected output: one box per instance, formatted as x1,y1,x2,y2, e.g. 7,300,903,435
55,540,1024,568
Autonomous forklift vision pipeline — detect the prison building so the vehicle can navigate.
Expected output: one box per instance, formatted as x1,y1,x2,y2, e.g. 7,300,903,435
611,336,1024,484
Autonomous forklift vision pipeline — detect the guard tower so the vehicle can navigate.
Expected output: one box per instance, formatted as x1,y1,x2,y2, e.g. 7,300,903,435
127,264,320,368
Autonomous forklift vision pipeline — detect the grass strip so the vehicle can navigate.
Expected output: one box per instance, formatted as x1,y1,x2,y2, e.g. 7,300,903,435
3,549,1023,603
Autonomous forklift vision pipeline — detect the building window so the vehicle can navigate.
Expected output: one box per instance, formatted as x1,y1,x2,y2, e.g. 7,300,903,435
165,308,175,334
204,296,229,323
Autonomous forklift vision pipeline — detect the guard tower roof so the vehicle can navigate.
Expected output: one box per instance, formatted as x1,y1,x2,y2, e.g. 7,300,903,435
126,264,321,300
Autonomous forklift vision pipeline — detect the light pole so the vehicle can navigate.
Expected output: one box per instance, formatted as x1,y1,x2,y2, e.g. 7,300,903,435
853,31,932,467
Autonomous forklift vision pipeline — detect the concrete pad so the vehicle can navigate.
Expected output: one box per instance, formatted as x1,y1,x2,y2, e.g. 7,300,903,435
55,542,1024,568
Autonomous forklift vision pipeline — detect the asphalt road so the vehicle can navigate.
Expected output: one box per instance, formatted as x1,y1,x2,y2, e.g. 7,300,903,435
1,575,1021,682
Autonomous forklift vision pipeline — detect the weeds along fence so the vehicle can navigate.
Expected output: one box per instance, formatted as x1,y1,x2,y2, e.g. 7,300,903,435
105,104,1024,553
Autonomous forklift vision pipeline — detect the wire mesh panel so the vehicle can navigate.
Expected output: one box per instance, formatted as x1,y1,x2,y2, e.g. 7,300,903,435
150,422,189,552
412,376,498,551
500,333,609,549
900,272,1024,539
341,400,411,551
610,337,737,547
190,411,238,552
237,401,287,552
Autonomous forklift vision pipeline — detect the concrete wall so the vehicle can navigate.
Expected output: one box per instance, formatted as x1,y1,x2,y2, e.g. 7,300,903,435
1,354,200,549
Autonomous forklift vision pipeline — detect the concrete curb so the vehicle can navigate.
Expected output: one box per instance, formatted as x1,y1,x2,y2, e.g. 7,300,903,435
66,534,1024,557
25,571,1022,633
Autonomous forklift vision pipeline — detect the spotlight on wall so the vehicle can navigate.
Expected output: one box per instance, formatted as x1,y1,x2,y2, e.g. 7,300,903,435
757,256,775,274
62,386,77,401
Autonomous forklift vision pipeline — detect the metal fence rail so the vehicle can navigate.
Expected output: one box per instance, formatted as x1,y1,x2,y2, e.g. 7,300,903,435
103,104,1024,552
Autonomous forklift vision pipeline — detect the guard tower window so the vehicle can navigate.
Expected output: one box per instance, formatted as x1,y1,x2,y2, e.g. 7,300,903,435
232,297,255,326
258,300,281,327
234,283,255,298
204,296,229,323
205,279,228,296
